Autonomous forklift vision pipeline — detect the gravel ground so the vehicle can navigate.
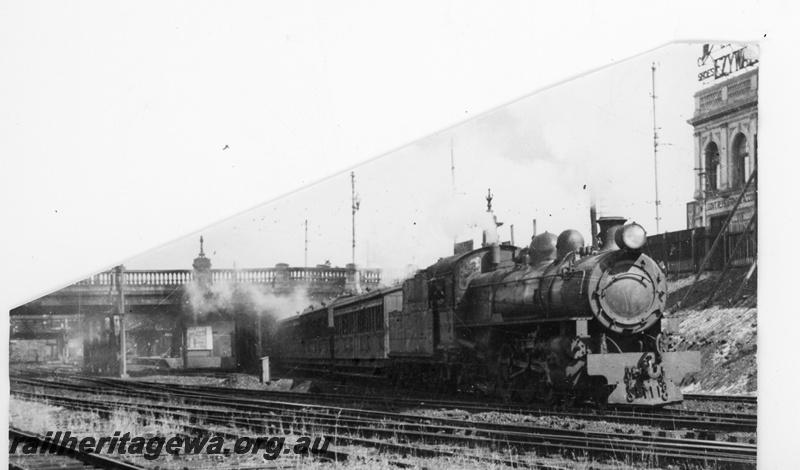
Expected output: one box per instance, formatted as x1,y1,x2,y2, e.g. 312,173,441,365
666,268,757,396
8,395,692,470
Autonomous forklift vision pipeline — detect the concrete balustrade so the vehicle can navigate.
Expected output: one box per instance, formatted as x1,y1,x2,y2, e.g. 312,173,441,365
13,261,383,325
70,266,381,288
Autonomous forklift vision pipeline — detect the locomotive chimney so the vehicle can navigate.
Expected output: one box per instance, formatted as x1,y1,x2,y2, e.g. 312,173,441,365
596,216,627,251
480,189,503,269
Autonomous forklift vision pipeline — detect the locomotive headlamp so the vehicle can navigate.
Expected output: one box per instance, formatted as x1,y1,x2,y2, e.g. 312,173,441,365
615,223,647,251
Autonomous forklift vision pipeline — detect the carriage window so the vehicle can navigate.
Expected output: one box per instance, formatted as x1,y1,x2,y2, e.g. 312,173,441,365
313,317,323,339
387,292,402,312
374,305,384,331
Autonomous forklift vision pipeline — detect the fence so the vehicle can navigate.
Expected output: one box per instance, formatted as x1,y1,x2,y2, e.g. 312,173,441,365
645,226,756,274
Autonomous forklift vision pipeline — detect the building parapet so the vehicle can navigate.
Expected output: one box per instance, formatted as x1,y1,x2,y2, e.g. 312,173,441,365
689,69,758,125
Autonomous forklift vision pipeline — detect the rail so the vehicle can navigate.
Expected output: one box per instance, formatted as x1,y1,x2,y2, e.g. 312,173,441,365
12,376,757,467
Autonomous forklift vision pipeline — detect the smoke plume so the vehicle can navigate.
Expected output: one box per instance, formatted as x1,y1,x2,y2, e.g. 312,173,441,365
183,279,313,321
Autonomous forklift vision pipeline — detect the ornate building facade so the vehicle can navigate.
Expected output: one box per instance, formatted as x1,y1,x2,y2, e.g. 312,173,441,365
687,66,758,234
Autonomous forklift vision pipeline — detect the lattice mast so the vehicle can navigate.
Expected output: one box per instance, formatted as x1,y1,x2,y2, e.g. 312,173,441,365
351,172,359,266
304,219,308,268
451,137,457,245
651,62,662,234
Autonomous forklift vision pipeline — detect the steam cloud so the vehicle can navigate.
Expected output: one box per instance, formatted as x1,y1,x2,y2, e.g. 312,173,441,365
183,279,314,321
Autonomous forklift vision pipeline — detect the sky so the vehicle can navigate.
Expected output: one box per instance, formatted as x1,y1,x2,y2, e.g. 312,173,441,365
3,2,785,301
123,43,707,284
2,1,799,466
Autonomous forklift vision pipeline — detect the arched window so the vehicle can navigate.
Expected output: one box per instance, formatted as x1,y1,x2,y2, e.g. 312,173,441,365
704,142,720,192
732,133,749,187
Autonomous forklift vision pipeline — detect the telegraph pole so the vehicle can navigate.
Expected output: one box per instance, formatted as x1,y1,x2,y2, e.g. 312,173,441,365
651,62,662,234
451,137,456,197
351,172,359,265
451,137,457,246
115,265,128,379
304,219,308,268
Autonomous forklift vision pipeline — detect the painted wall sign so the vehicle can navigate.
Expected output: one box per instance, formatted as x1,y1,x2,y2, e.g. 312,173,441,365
705,190,756,217
697,45,758,82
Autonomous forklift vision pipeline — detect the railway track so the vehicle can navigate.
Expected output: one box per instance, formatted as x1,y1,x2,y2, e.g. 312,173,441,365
276,361,760,412
14,389,756,468
10,389,543,468
12,374,757,437
25,374,755,437
684,393,757,404
15,367,758,409
153,380,757,435
12,374,756,468
9,428,144,470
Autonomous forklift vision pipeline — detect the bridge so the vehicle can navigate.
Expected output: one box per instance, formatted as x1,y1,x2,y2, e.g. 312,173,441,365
10,249,382,371
11,264,382,317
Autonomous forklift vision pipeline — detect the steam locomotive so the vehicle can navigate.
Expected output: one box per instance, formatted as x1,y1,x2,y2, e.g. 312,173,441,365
275,217,700,406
